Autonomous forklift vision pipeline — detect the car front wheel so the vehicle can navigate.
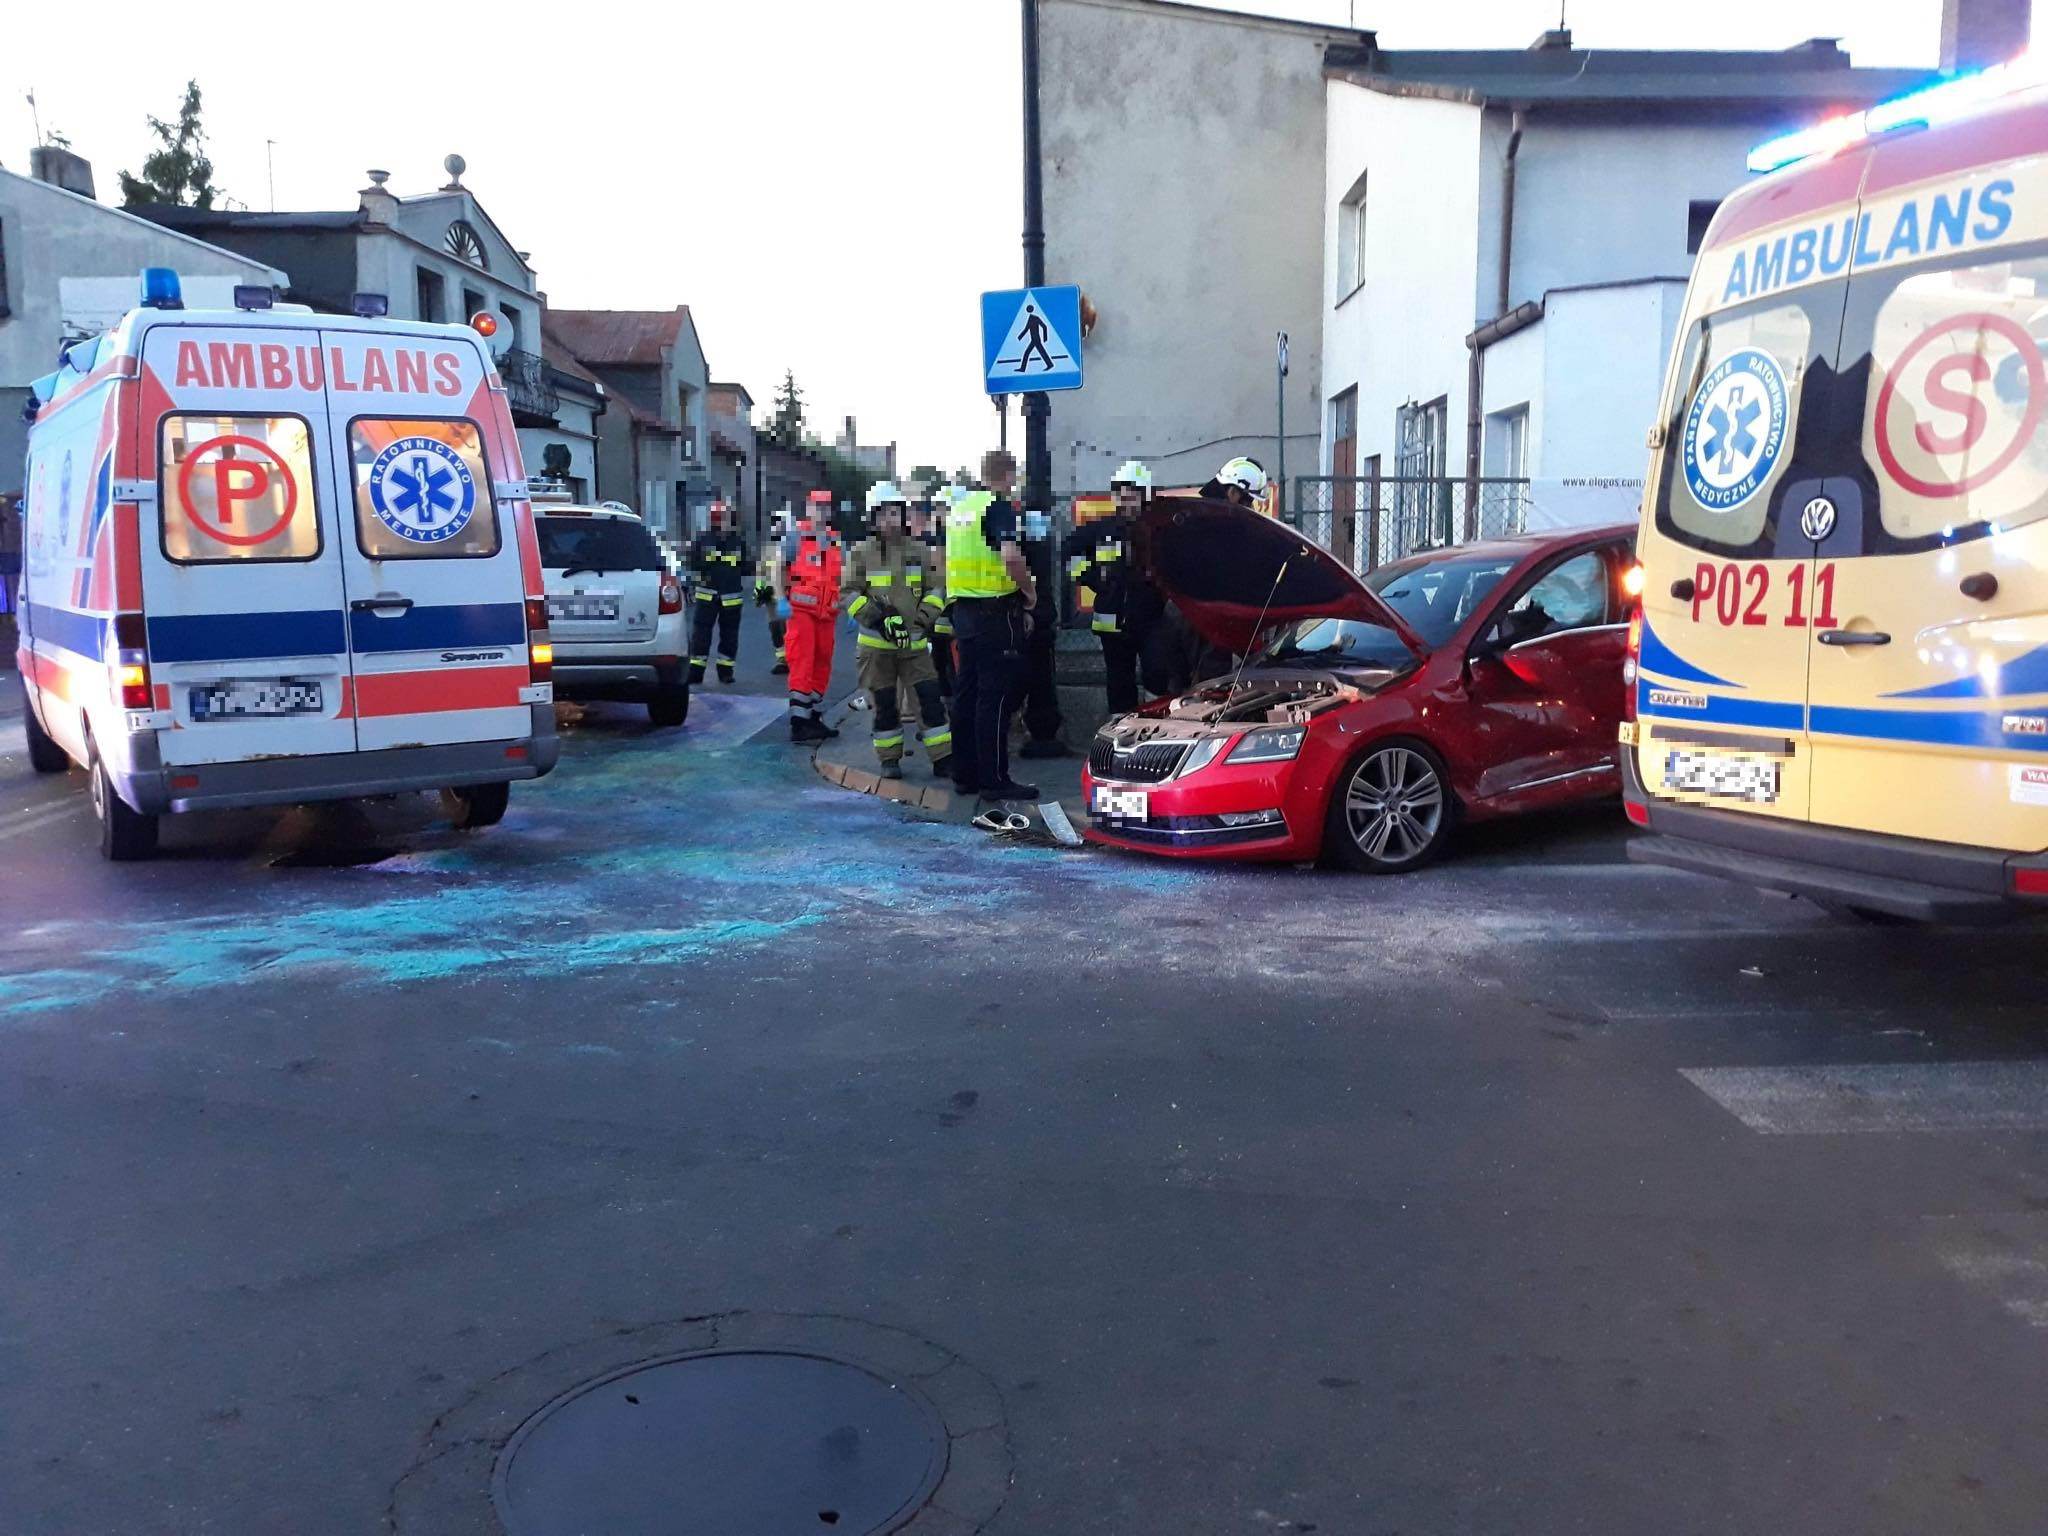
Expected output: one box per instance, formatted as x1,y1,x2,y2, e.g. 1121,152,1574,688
1325,741,1451,874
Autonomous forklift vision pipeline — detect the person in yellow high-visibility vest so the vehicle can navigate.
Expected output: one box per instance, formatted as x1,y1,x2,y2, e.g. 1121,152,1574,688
944,450,1038,806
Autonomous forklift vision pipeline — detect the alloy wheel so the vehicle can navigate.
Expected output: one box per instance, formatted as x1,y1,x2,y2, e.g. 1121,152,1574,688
1344,745,1446,867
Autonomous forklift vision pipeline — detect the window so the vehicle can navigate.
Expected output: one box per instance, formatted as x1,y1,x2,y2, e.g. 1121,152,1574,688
1850,244,2048,549
1330,388,1358,479
1486,406,1529,480
1336,170,1369,298
415,267,445,324
159,415,322,564
1686,199,1722,256
0,216,11,319
535,516,664,573
1495,550,1612,644
346,418,500,559
500,301,523,351
1657,298,1815,554
461,287,485,326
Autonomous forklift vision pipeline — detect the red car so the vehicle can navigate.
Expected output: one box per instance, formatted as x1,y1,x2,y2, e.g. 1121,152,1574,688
1081,499,1637,871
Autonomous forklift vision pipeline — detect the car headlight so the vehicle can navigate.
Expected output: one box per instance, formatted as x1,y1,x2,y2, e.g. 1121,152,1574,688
1225,725,1308,764
1176,736,1228,777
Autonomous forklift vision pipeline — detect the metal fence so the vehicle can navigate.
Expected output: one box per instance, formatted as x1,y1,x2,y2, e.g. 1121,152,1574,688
1288,476,1531,574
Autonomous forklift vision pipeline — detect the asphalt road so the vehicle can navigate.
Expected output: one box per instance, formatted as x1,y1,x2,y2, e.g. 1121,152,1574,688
4,606,2046,1535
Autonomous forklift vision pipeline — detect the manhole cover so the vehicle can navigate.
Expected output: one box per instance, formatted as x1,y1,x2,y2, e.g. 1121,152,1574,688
492,1350,948,1536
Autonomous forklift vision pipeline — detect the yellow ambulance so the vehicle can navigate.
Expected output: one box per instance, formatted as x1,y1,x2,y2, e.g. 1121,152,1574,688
1625,64,2048,918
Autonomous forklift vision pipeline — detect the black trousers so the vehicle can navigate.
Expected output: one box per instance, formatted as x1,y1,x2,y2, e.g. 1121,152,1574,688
930,629,955,698
1099,629,1142,715
690,600,742,680
874,675,949,763
1018,613,1062,742
948,597,1027,793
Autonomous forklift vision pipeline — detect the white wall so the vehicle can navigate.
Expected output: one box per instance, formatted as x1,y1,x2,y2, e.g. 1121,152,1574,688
518,394,601,500
1319,81,1484,477
1042,0,1355,499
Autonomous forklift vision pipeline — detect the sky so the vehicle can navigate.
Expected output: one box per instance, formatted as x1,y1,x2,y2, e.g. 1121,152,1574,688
5,0,2038,472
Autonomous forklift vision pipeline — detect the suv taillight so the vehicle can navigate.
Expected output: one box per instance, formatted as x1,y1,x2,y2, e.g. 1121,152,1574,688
658,575,684,615
114,612,152,710
525,597,553,684
1622,610,1642,723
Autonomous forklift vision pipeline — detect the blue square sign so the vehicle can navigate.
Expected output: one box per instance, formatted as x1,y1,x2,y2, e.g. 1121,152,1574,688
980,285,1083,395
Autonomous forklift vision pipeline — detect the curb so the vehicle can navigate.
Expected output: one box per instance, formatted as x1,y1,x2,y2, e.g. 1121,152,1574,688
808,694,958,814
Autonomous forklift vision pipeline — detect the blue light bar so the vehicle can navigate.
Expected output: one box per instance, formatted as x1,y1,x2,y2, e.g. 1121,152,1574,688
1748,51,2046,174
139,267,183,310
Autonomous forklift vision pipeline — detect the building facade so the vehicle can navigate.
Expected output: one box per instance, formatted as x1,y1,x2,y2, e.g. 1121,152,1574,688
549,308,711,541
706,382,757,537
1316,34,1930,545
1040,0,1359,502
0,156,287,497
134,159,603,499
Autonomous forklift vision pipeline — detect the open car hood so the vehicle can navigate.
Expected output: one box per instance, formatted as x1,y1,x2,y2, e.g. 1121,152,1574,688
1138,497,1428,660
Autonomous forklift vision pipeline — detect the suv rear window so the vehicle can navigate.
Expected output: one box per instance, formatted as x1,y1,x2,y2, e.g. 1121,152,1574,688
537,516,665,573
346,418,500,559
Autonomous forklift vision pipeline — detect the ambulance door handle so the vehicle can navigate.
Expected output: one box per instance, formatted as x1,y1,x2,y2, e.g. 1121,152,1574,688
351,595,414,613
1669,578,1695,600
1817,629,1890,647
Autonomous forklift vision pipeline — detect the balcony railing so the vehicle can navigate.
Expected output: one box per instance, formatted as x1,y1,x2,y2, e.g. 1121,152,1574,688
497,348,560,423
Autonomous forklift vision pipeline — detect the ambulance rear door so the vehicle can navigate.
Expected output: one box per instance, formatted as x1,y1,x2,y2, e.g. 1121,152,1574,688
322,329,533,752
137,323,359,766
1633,152,1870,825
1807,133,2048,851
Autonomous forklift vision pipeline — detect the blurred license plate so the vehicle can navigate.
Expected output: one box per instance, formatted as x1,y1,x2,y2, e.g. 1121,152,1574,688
190,679,323,720
549,595,619,621
1663,749,1778,804
1093,785,1149,819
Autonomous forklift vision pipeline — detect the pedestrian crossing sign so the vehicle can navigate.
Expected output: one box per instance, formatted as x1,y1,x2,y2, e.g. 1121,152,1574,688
981,285,1084,395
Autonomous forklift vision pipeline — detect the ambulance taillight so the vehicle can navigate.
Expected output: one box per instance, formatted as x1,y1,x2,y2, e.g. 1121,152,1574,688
525,597,553,684
114,614,152,710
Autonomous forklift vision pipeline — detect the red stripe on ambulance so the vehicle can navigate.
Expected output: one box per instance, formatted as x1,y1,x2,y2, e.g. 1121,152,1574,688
352,665,528,719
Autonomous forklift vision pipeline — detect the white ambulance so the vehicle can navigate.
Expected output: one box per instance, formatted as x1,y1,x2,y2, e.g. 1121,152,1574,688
17,270,558,860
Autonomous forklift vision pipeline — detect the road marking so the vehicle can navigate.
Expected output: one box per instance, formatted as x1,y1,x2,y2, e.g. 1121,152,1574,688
1682,1061,2048,1134
1929,1214,2048,1329
0,801,82,841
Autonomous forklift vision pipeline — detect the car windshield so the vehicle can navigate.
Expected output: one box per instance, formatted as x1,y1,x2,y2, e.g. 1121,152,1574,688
1254,550,1518,666
537,516,665,573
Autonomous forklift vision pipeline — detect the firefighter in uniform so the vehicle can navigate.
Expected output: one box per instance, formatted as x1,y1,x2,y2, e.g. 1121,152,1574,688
755,505,792,675
786,488,843,741
912,490,955,701
685,500,751,685
1064,459,1157,715
946,450,1038,805
844,483,952,780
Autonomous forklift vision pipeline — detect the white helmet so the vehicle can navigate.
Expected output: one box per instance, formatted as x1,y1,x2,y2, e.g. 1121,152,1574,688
1110,459,1153,492
865,480,908,514
1216,456,1268,498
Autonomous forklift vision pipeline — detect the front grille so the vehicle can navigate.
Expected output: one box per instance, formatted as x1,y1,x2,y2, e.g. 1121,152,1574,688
1092,813,1288,847
1089,734,1191,784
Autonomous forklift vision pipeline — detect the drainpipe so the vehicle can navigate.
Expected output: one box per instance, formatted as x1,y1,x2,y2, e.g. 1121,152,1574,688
1465,109,1525,535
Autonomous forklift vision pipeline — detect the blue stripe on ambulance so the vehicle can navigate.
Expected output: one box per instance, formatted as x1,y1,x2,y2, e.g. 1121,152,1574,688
1638,620,1744,690
26,603,109,662
347,602,525,654
148,610,348,663
1636,685,1805,731
1810,706,2048,751
1881,643,2048,700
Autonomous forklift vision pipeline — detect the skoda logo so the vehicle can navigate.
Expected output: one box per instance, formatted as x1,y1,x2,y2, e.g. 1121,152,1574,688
1800,495,1838,542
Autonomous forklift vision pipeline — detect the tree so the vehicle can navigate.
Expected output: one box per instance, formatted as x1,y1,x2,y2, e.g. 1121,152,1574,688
769,370,805,448
119,81,221,209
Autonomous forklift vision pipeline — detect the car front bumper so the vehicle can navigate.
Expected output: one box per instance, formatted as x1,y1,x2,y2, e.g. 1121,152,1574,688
1622,749,2048,920
1080,758,1316,862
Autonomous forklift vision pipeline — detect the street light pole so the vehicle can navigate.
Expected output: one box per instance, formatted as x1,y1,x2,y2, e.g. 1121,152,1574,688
1020,0,1050,514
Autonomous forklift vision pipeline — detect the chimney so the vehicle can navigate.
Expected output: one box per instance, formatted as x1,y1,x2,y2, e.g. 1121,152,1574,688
359,169,397,225
1942,0,2029,70
1529,27,1572,50
29,145,96,199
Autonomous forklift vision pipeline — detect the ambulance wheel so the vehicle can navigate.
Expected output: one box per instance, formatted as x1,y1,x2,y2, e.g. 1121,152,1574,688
24,703,69,774
91,756,159,861
444,781,510,829
648,685,690,727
